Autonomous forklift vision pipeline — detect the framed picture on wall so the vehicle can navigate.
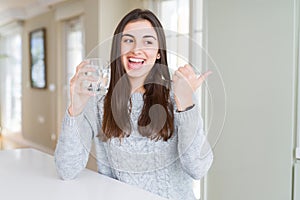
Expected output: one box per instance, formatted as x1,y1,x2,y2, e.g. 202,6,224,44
29,28,47,89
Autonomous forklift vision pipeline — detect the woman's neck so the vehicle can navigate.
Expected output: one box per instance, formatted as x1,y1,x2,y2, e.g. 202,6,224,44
131,86,145,94
129,77,146,94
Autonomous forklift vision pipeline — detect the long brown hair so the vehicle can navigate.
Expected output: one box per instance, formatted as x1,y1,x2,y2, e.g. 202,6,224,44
101,9,174,141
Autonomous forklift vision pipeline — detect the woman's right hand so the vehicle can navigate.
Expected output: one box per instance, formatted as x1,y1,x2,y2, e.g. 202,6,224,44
68,60,98,116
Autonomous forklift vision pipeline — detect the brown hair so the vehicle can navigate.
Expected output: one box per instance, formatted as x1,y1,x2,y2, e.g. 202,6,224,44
101,9,174,141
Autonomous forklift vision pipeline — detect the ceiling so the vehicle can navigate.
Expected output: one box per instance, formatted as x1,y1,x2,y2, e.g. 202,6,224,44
0,0,37,13
0,0,67,26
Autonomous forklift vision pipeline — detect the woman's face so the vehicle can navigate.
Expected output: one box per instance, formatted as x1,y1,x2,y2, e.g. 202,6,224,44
121,20,160,85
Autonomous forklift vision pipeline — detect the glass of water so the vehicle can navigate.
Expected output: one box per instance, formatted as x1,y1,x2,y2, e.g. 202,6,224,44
85,58,110,95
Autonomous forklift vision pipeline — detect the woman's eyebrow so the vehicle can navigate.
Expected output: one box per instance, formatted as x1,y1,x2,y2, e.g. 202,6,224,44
121,33,134,38
143,35,157,40
121,33,157,40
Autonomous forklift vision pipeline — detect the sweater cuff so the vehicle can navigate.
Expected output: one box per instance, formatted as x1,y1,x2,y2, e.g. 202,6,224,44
174,104,200,125
63,109,85,128
176,104,195,113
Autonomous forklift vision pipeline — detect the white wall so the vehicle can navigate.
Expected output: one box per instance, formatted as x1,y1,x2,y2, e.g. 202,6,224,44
90,0,142,61
22,11,58,151
206,0,294,200
21,0,101,152
99,0,141,41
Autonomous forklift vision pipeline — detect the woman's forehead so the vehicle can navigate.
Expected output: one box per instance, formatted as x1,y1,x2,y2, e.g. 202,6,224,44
123,20,157,37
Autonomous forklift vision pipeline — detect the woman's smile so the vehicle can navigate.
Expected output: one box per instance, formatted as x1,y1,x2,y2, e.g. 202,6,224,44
127,56,145,70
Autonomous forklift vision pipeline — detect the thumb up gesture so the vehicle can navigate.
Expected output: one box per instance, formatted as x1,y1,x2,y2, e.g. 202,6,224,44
173,64,212,111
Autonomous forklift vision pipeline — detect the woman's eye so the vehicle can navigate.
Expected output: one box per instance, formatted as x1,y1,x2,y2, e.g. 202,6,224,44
123,38,134,43
145,40,153,45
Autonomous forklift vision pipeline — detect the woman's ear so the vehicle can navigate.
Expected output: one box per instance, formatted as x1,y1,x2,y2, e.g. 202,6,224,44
157,53,161,59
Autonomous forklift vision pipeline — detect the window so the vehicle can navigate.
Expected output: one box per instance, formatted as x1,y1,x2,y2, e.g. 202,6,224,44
62,16,84,108
0,26,22,134
146,0,204,75
159,0,190,72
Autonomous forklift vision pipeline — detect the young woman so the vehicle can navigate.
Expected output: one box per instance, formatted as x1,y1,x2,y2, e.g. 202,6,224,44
55,9,213,200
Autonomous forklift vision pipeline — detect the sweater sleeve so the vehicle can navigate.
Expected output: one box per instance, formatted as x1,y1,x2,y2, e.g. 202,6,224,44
94,97,115,178
174,105,213,180
54,95,113,180
54,109,93,180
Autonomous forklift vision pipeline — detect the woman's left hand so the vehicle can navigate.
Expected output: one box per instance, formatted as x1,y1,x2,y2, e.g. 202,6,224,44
173,64,212,111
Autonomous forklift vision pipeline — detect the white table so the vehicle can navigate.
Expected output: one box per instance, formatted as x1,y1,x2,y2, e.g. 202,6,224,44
0,148,167,200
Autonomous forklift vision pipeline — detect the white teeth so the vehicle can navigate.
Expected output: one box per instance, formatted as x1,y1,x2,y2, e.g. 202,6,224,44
129,58,144,63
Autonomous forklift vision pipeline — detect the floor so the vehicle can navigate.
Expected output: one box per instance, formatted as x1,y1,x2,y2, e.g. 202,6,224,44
0,134,27,150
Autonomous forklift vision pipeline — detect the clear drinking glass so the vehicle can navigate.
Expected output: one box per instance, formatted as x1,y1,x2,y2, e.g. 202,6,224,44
85,58,110,95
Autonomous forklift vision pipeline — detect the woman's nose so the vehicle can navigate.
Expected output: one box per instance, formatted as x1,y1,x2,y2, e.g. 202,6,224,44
132,41,143,54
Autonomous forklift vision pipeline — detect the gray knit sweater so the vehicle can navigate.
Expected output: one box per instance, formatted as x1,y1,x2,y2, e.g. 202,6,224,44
54,92,213,200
